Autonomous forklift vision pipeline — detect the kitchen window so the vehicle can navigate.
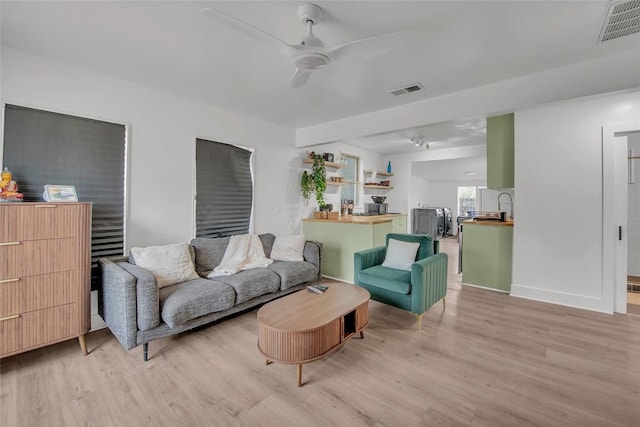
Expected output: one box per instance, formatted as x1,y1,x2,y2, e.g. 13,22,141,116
457,186,486,216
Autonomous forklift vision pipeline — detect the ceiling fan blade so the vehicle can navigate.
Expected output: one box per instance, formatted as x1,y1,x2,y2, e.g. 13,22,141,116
326,29,420,62
201,8,299,58
290,69,313,88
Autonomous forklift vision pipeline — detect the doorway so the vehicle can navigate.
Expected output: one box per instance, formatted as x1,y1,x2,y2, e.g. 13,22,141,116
603,122,640,314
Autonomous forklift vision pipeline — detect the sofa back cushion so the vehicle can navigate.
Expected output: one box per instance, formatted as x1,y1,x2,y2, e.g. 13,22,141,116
385,233,434,261
191,233,276,277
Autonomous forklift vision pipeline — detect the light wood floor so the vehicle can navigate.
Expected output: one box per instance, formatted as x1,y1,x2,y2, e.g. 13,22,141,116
2,238,639,426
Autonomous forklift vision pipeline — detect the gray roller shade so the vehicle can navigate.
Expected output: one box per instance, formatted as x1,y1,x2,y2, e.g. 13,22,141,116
196,139,253,238
3,104,126,290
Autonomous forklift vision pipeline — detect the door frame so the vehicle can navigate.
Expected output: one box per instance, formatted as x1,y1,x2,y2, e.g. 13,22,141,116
602,121,640,314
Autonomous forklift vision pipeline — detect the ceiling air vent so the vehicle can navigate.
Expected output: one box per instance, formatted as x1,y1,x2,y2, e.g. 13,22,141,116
598,0,640,43
390,83,424,96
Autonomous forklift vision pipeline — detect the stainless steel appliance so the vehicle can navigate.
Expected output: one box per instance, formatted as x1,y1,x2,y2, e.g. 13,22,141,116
443,207,453,236
366,202,388,215
411,208,444,239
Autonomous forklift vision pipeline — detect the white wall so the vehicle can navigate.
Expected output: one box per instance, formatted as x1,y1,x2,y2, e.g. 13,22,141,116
628,133,640,276
1,48,300,248
513,91,640,313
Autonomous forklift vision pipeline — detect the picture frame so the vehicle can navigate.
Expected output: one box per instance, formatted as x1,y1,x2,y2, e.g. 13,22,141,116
43,185,78,202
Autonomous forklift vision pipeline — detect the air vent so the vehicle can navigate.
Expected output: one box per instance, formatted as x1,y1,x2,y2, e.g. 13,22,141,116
598,0,640,42
389,83,424,96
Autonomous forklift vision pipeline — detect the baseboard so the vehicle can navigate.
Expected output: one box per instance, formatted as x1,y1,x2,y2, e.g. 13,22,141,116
460,282,509,293
321,275,353,284
510,284,611,314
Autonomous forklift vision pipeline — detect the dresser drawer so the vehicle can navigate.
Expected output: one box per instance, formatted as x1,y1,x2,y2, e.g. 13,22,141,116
0,203,80,242
1,303,79,356
0,238,78,280
0,271,77,317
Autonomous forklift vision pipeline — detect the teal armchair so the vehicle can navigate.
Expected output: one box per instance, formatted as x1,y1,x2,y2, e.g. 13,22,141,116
354,233,448,329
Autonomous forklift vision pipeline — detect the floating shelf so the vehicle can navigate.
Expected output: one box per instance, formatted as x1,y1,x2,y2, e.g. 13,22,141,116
364,185,394,190
303,159,344,169
364,169,393,177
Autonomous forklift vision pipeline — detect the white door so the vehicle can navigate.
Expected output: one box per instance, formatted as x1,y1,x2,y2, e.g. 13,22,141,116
603,123,640,314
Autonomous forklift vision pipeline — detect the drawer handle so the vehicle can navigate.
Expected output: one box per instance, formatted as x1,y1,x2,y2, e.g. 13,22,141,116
0,278,20,284
35,204,57,208
0,314,20,322
0,241,21,246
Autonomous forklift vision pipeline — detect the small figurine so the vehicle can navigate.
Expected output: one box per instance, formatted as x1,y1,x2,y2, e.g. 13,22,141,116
0,167,24,202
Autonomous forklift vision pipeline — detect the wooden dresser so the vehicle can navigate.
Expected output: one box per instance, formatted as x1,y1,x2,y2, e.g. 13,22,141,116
0,202,91,358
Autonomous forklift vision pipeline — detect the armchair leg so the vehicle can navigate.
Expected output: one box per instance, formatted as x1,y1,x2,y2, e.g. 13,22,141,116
443,297,446,310
411,312,424,330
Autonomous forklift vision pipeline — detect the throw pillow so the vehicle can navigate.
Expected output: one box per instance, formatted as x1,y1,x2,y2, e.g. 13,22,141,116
381,238,420,271
130,242,199,288
270,234,306,262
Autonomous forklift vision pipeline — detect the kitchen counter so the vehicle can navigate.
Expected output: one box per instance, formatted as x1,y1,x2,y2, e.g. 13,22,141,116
463,218,514,227
302,214,407,282
302,213,404,225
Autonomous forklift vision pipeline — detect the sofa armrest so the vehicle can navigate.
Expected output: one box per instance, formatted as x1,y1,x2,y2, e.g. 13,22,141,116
99,258,139,350
354,246,387,283
410,253,448,315
304,240,323,280
117,262,160,331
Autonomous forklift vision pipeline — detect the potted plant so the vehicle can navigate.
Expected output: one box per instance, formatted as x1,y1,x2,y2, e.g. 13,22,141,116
301,152,327,211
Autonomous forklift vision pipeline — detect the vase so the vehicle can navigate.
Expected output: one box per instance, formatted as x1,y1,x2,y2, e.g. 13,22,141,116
387,161,392,173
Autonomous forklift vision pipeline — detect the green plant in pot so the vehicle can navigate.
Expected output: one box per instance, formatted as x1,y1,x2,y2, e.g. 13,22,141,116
301,153,327,210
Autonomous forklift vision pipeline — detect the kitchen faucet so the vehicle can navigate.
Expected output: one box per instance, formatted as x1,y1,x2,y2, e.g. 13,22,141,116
497,192,513,219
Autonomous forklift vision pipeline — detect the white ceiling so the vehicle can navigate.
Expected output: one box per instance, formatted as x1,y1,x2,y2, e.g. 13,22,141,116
2,0,639,135
411,156,487,182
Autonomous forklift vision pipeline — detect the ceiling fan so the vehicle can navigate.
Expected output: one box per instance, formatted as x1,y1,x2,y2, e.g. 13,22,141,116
202,3,417,88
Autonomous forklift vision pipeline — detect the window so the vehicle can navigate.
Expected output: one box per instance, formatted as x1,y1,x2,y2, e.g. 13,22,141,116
340,153,359,208
195,138,253,238
2,104,127,290
457,186,487,216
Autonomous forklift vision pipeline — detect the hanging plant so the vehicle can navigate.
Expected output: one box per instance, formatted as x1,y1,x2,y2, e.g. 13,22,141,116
300,153,327,209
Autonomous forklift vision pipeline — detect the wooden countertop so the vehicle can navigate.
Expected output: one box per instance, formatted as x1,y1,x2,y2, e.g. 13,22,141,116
302,213,406,225
463,218,514,227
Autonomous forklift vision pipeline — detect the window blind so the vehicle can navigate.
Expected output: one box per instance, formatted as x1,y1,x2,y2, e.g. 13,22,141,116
196,139,253,238
3,104,126,290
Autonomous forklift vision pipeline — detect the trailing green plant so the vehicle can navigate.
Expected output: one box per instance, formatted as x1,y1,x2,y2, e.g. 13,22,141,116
300,153,327,208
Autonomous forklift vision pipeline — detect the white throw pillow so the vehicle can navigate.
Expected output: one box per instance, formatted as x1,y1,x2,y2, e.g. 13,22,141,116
130,242,199,288
381,239,420,271
270,235,306,261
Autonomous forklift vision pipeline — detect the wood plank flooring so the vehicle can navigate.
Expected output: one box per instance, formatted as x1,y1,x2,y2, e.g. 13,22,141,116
1,238,639,426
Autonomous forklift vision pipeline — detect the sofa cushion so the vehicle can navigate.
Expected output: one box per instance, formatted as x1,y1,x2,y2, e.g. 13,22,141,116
159,278,235,328
358,265,412,295
130,243,199,288
258,233,275,258
190,236,231,277
270,235,306,261
267,260,318,290
210,268,280,304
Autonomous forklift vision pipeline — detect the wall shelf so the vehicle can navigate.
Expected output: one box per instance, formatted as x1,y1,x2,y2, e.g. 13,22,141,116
303,159,344,169
364,169,393,176
364,185,394,190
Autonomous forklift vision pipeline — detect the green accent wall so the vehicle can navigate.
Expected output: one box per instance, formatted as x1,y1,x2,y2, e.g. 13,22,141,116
461,223,513,292
487,113,514,189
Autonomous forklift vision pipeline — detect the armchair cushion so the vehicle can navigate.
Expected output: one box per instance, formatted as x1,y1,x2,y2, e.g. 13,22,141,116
358,266,412,294
385,233,435,260
381,238,420,270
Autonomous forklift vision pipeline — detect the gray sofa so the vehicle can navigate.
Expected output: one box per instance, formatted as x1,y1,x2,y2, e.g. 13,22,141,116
99,233,322,361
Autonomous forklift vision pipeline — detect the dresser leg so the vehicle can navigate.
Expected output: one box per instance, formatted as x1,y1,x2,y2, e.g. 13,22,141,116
297,364,302,387
78,335,88,355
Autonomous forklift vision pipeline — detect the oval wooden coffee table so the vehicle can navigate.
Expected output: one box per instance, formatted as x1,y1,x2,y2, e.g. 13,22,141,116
257,282,370,387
